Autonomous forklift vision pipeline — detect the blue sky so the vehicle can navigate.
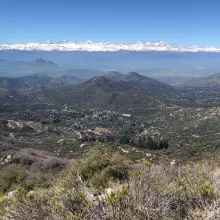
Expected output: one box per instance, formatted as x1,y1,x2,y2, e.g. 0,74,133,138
1,0,220,46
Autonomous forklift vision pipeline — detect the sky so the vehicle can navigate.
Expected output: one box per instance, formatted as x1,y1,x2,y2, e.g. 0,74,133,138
1,0,220,47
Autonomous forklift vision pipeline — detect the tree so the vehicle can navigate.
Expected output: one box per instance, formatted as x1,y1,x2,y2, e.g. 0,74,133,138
159,139,169,150
146,137,158,150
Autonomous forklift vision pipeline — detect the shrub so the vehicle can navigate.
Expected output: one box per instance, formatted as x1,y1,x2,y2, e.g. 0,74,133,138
0,164,27,194
61,146,130,189
23,176,51,191
3,149,220,220
13,148,70,172
196,181,215,198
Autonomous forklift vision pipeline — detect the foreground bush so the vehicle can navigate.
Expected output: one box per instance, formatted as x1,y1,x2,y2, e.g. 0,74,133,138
0,165,26,194
2,150,220,219
0,164,51,196
61,146,131,189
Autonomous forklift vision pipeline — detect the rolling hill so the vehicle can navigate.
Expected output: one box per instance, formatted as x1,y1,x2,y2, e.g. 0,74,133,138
0,71,177,108
43,75,174,109
43,76,132,105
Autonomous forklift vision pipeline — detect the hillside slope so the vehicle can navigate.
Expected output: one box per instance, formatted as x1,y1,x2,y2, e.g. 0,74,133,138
43,76,172,109
103,71,175,94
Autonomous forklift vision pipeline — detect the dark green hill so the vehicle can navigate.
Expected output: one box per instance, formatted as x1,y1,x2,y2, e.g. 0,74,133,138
43,76,131,105
43,76,172,109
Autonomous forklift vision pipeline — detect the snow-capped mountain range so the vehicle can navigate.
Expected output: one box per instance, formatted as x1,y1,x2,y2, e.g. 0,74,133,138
0,41,220,52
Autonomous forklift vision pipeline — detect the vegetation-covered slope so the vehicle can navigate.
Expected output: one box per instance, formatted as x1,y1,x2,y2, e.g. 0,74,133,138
104,71,175,94
43,76,173,109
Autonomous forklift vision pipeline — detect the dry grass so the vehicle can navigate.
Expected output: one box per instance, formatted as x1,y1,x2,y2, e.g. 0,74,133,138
2,152,220,219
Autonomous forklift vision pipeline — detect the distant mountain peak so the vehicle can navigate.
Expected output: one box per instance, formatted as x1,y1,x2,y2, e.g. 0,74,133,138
90,76,109,82
32,58,58,67
126,72,140,77
104,71,125,81
35,58,46,62
105,71,123,76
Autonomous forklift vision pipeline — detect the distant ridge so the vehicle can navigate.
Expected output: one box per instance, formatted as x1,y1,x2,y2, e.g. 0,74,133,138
180,73,220,88
0,58,60,77
0,58,59,69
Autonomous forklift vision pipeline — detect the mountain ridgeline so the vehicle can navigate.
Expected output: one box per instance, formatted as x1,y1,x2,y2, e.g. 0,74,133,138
2,58,220,109
43,72,175,109
104,71,175,94
0,74,83,90
0,58,105,78
0,73,84,105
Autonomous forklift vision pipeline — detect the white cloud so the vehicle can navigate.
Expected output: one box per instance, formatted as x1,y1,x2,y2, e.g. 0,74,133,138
0,41,220,52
